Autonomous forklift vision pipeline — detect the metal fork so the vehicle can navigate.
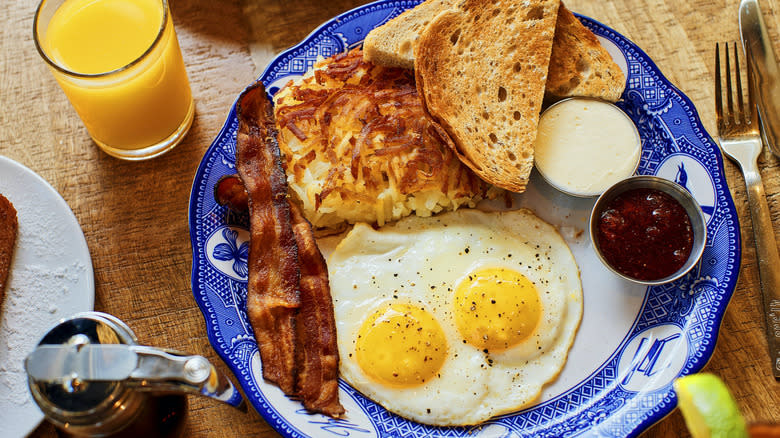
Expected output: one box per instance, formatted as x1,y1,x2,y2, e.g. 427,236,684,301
715,41,780,380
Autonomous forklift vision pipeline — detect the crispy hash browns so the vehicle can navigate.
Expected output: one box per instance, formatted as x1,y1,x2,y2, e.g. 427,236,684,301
274,48,496,230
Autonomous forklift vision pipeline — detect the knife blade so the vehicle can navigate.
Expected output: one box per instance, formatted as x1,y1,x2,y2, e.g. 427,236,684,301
740,0,780,157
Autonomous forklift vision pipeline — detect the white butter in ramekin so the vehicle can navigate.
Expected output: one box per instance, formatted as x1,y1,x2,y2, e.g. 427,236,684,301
534,98,641,197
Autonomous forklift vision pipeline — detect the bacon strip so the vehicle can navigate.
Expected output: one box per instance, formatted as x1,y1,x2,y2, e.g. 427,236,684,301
235,82,343,416
236,82,300,394
0,194,17,306
290,203,344,417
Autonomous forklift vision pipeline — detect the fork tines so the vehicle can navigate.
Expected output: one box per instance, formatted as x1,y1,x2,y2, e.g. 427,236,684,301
715,41,758,130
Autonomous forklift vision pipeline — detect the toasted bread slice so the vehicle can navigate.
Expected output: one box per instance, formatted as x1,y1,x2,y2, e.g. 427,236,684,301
363,0,452,69
545,4,625,102
0,194,18,305
365,1,625,102
415,0,560,193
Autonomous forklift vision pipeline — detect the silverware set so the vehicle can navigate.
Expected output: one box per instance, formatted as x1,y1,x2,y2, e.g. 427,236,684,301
714,0,780,380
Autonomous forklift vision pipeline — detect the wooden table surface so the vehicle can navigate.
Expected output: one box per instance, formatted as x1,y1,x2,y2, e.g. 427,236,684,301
2,0,778,436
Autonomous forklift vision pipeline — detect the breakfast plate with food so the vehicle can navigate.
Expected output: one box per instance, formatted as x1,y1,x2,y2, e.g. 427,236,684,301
188,0,740,436
0,156,95,438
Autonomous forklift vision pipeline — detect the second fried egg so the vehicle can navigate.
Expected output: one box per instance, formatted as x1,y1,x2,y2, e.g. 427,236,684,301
328,208,583,426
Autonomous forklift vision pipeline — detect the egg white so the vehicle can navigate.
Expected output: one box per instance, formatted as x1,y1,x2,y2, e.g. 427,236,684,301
328,208,583,426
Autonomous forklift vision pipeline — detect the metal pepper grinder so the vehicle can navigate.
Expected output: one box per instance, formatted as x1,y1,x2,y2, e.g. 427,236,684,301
25,312,245,437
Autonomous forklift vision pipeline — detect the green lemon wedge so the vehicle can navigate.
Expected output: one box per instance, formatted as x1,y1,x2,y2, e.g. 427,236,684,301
673,373,749,438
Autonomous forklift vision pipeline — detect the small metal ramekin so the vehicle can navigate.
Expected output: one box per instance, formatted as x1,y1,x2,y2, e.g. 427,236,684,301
589,175,707,285
535,97,642,198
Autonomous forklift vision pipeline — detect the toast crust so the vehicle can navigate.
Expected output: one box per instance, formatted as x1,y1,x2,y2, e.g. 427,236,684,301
415,0,560,193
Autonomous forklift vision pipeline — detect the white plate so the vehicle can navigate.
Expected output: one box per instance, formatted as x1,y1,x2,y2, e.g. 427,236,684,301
189,2,741,436
0,156,94,437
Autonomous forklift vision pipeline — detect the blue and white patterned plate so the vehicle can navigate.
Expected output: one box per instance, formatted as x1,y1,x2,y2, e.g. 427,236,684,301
188,2,741,436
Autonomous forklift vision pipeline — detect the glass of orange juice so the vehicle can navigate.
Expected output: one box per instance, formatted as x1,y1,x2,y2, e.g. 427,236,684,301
33,0,194,160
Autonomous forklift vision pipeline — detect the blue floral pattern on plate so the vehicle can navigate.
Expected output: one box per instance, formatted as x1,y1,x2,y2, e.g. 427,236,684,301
188,1,741,437
210,227,249,279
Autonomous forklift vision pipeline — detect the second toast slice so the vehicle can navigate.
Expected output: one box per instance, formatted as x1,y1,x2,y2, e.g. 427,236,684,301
545,3,625,102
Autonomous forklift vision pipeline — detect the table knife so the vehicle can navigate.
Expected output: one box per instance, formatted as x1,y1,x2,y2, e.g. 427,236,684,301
740,0,780,157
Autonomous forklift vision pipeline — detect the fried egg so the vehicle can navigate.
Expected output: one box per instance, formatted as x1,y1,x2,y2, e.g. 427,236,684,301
328,208,583,426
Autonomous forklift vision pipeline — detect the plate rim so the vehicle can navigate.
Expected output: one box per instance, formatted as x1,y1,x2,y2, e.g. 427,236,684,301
0,155,96,437
0,155,96,309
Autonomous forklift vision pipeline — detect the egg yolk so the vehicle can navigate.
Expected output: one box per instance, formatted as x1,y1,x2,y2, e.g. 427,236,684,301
355,303,448,387
454,267,542,351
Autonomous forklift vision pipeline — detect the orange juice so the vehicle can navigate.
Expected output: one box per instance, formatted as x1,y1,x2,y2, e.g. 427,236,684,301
35,0,193,159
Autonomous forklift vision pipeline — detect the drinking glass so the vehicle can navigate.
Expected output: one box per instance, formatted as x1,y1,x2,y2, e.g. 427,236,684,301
34,0,194,160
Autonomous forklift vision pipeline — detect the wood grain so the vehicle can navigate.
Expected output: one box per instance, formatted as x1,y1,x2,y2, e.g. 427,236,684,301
0,0,775,437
